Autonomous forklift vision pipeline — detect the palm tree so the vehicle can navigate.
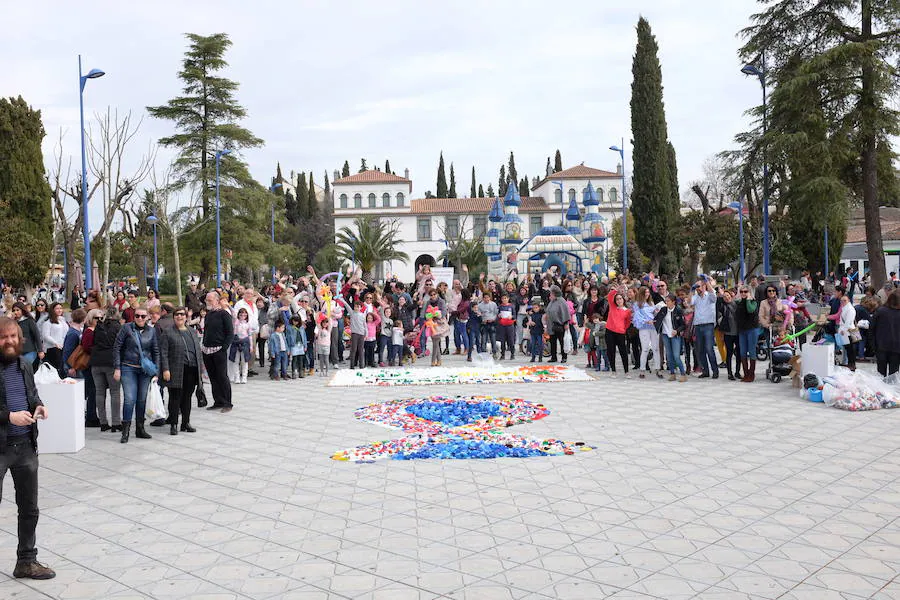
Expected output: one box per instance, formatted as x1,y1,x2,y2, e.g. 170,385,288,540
438,238,487,282
335,216,409,283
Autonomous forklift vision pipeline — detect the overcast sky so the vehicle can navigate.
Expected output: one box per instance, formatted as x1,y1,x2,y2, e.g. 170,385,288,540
3,0,761,224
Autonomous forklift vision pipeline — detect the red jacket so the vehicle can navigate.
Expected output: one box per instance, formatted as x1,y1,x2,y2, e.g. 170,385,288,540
606,289,632,335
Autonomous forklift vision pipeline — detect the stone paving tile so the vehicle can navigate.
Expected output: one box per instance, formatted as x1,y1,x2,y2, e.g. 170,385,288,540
1,355,899,599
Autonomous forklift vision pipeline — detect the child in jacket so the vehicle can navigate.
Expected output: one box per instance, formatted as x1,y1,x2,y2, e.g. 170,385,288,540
269,321,289,380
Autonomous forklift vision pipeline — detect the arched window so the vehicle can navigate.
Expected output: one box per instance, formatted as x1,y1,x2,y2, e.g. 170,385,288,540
568,189,576,203
554,188,562,204
582,186,589,202
396,192,405,207
382,193,391,207
339,193,348,209
597,188,604,203
354,193,362,209
609,188,618,204
368,193,376,208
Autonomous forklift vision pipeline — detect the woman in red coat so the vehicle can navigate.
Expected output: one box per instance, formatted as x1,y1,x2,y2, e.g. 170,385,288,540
605,289,633,377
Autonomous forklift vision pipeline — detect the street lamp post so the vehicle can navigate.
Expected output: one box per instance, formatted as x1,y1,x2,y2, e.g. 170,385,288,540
741,55,769,275
146,214,159,291
609,140,628,273
215,149,231,287
78,55,105,291
269,183,282,284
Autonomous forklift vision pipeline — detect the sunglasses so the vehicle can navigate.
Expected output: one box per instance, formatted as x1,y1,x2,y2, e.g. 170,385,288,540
134,314,148,319
740,290,749,294
174,313,186,317
767,290,777,294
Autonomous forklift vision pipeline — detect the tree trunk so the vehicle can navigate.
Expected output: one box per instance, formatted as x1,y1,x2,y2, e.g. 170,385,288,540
102,231,111,291
64,235,77,302
172,232,183,306
860,0,886,287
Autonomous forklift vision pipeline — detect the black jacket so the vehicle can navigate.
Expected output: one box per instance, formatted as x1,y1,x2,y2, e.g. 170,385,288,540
0,357,44,452
874,306,900,354
654,305,685,335
113,323,160,370
90,319,121,368
734,298,760,332
202,309,234,349
18,317,42,355
159,327,203,389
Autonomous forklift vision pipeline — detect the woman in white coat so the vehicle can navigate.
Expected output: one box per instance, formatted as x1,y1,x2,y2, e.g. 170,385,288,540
838,294,857,371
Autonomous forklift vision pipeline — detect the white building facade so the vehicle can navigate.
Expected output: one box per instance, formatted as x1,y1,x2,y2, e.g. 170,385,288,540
331,164,626,282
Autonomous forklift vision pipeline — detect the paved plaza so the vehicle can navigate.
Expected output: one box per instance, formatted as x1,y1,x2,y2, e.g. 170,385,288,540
2,354,900,599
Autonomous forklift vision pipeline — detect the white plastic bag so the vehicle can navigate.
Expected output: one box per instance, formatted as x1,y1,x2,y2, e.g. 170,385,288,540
34,363,61,385
563,329,574,354
471,352,496,368
145,378,168,422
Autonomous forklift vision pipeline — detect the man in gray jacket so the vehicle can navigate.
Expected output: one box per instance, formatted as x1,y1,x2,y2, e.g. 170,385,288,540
546,285,570,363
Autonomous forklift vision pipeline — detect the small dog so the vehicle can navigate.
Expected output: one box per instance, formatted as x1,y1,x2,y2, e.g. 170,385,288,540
789,355,802,388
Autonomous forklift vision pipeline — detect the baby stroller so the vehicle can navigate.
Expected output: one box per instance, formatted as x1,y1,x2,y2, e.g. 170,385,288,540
765,325,796,384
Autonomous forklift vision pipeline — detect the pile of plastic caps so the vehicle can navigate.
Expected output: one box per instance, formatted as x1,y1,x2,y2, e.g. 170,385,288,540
801,369,900,411
331,394,593,462
329,364,585,387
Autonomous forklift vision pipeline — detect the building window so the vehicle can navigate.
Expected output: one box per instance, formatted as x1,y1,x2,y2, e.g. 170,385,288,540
417,217,431,241
554,188,562,204
339,193,348,209
382,193,391,207
609,188,617,204
445,216,459,239
568,189,576,203
368,193,376,208
473,216,487,238
354,193,362,209
530,215,543,236
397,192,405,207
597,188,604,203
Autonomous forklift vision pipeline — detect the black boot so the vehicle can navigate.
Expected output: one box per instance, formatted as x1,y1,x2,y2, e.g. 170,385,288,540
180,422,196,433
170,423,178,436
135,420,152,439
120,421,131,444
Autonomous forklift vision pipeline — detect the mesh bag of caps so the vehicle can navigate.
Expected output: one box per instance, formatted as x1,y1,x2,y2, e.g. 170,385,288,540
802,370,900,411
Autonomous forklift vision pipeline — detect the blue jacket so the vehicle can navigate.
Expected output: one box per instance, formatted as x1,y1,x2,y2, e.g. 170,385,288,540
113,323,160,370
62,327,82,372
632,303,658,330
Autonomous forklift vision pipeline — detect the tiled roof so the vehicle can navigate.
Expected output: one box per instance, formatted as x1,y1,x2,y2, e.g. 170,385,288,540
332,170,411,185
409,197,549,215
846,225,900,244
532,164,619,190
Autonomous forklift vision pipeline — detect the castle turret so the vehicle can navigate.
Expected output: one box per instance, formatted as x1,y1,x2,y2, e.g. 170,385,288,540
581,181,607,244
499,181,523,244
565,197,581,237
486,197,504,259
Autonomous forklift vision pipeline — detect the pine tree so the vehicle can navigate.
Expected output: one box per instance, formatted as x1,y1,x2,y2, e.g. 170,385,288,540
359,158,367,173
307,171,317,218
518,177,529,198
478,184,485,198
436,152,448,198
498,165,507,197
554,149,563,173
146,33,263,216
295,172,309,220
629,17,673,271
449,163,457,198
508,151,518,184
0,96,53,287
487,184,494,197
470,167,477,198
342,161,350,177
385,159,391,174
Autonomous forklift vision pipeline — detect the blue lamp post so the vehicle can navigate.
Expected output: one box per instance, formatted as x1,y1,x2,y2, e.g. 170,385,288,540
146,214,159,291
268,182,282,284
609,140,628,273
215,149,231,286
728,200,746,282
741,56,770,275
78,55,105,291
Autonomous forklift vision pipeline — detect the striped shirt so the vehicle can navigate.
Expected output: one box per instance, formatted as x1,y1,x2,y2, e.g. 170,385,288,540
2,361,32,437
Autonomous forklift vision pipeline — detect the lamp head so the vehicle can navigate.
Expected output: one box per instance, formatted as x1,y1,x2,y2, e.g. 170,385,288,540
217,149,232,159
85,68,105,79
146,214,159,225
741,64,762,77
270,183,283,191
609,145,622,153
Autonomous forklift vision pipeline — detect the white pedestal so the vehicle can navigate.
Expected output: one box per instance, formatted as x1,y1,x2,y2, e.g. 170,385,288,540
36,380,85,454
802,344,835,379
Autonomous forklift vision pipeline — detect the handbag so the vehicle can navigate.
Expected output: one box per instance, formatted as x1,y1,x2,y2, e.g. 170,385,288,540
849,328,862,343
67,344,90,371
145,377,168,421
133,327,159,377
259,324,270,340
196,385,208,408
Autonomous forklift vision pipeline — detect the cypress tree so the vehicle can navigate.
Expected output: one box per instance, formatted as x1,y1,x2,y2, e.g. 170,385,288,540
629,16,673,271
554,149,563,173
385,159,392,174
436,152,448,198
470,167,477,198
449,163,457,198
295,172,308,220
498,165,507,197
508,151,518,184
342,161,350,177
666,142,680,222
284,191,297,225
487,184,494,197
518,177,529,198
478,184,485,198
307,171,317,218
546,156,552,176
0,96,52,287
359,158,367,173
275,162,283,186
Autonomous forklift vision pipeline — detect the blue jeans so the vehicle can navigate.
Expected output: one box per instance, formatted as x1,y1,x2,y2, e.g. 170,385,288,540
120,365,152,422
272,351,288,376
454,320,470,351
738,328,758,360
662,334,685,375
530,334,544,359
389,344,402,363
23,351,37,365
694,323,719,375
377,334,390,363
467,320,481,358
480,322,497,354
